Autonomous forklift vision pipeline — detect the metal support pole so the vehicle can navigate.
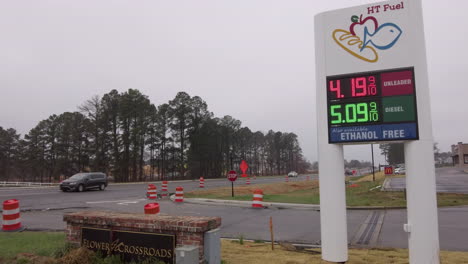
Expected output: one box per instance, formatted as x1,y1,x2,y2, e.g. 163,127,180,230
371,144,375,182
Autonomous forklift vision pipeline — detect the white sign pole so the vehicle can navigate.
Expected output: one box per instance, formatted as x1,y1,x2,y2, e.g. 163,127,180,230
315,14,348,263
403,1,440,263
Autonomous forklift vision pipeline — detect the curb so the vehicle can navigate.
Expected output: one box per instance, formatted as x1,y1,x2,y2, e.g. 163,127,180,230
178,197,406,210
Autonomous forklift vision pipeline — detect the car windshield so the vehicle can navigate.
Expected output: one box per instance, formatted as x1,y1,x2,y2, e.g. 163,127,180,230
68,173,87,180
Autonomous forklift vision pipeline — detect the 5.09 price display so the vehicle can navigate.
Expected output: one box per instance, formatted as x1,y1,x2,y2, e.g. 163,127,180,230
329,101,380,125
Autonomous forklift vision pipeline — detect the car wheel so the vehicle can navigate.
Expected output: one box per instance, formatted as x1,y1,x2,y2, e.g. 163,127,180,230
77,184,84,192
99,184,106,191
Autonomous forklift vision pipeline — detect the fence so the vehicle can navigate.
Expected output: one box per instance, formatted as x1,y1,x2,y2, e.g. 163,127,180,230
0,181,59,187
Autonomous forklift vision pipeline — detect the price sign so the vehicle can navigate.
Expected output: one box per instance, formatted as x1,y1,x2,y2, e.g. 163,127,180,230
327,67,419,143
227,170,237,182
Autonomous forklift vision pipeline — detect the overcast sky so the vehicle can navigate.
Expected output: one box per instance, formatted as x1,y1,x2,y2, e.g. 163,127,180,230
1,0,466,164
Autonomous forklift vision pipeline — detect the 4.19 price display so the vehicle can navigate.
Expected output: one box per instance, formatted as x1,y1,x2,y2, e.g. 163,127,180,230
328,74,379,99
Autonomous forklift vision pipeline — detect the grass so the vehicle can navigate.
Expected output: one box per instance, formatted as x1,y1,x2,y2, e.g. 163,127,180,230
221,240,468,264
0,232,165,264
0,231,66,260
185,172,468,207
3,232,468,264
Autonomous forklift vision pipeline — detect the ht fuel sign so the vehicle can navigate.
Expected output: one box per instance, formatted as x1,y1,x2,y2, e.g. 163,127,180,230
315,0,439,263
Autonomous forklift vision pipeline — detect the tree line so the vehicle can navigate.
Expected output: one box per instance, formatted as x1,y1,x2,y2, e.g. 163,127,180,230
379,142,451,166
0,90,310,182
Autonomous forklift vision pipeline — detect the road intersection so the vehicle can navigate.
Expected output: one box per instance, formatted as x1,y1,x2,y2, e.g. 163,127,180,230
2,168,468,251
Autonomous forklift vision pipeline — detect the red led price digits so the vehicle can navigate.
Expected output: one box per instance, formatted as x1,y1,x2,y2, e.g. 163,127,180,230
329,75,377,99
351,77,366,97
329,80,343,98
351,76,377,97
368,76,377,95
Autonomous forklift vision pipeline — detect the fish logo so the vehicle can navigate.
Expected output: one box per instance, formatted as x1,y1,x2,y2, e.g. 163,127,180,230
332,15,403,63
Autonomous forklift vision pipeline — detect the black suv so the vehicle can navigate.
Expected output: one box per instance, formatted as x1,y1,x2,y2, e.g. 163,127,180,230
60,172,108,192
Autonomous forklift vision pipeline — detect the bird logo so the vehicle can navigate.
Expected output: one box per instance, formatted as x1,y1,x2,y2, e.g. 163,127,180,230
332,15,403,63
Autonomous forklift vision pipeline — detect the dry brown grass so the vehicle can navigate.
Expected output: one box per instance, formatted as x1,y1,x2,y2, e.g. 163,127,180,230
57,247,96,264
222,240,468,264
353,171,386,182
187,181,319,197
353,171,406,183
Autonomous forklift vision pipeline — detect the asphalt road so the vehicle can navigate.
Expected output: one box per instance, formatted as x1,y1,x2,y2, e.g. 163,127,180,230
387,167,468,193
2,171,468,251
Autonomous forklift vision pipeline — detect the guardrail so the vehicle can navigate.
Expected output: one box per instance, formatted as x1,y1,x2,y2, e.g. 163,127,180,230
0,181,59,187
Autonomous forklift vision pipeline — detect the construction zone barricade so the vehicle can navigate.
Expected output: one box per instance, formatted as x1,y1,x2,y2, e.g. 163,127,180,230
175,186,184,202
2,199,25,232
199,177,205,188
252,189,264,208
161,181,168,198
147,184,157,199
144,203,160,215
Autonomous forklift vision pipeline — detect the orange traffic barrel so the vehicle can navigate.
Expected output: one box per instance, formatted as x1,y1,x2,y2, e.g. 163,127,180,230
2,199,24,231
252,189,264,208
161,181,168,198
285,175,289,183
144,203,160,215
175,186,184,202
199,177,205,188
246,178,250,185
147,184,157,199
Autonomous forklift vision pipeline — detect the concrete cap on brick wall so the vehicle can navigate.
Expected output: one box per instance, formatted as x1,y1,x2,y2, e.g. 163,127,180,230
63,211,221,233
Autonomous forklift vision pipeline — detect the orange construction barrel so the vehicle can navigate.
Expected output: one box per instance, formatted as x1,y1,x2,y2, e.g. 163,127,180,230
144,203,160,215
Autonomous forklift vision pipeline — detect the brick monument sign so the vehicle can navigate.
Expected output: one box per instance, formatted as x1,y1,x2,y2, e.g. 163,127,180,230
64,211,221,263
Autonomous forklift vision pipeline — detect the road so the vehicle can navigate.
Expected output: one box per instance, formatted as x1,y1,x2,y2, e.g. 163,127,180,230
1,171,468,251
387,167,468,193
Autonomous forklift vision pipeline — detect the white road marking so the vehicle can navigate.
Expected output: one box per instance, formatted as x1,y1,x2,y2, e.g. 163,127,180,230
87,198,146,205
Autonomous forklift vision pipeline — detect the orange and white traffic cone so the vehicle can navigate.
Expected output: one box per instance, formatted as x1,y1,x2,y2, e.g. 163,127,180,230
147,184,157,199
144,203,160,215
2,199,25,232
252,189,263,208
175,186,184,203
199,177,205,188
161,181,168,198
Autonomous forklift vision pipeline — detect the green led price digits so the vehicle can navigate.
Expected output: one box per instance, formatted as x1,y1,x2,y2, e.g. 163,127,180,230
330,102,379,124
